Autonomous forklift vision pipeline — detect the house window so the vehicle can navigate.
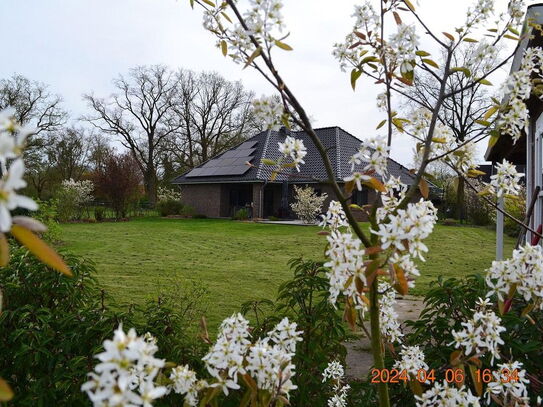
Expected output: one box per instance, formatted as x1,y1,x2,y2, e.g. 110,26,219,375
352,189,368,206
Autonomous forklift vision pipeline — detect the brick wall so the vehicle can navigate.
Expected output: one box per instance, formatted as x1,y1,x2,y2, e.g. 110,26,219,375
178,184,222,217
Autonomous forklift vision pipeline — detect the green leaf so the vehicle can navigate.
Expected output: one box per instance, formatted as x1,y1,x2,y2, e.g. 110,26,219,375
475,119,491,126
0,378,13,402
221,40,227,56
463,37,478,43
483,105,499,120
508,26,520,36
403,0,415,11
351,69,362,90
422,58,439,69
376,119,387,129
201,0,215,6
476,78,493,86
274,40,293,51
415,50,430,57
451,67,471,77
0,233,8,267
10,225,72,276
243,46,262,69
261,158,276,166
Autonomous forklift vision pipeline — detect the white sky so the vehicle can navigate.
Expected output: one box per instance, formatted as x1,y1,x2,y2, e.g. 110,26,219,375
0,0,537,166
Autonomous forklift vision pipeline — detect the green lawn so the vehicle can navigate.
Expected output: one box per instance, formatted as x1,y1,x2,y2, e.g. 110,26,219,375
60,217,515,329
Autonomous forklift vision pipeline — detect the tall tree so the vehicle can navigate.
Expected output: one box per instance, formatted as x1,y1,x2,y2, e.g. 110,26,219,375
0,74,66,143
83,65,182,205
403,44,495,220
165,70,259,172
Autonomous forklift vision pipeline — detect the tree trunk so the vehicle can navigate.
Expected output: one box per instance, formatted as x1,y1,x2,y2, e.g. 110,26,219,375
456,176,465,222
144,168,157,207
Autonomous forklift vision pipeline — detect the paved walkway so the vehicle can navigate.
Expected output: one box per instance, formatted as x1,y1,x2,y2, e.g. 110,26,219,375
344,296,425,379
256,220,317,226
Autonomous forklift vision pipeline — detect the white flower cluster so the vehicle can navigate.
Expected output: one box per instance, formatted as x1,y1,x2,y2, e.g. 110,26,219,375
467,39,498,72
332,1,380,72
278,135,307,171
378,281,403,344
201,0,285,64
377,176,408,222
393,345,429,377
486,244,543,308
486,361,530,406
61,178,94,205
487,159,524,198
322,361,350,407
499,47,543,143
169,365,207,407
465,0,495,29
508,0,526,26
388,24,419,74
411,116,478,176
157,186,182,202
0,108,38,232
81,325,167,407
345,136,390,189
451,298,506,364
324,230,367,308
373,198,438,261
416,381,480,407
203,314,301,399
253,96,284,130
291,185,328,224
320,200,349,231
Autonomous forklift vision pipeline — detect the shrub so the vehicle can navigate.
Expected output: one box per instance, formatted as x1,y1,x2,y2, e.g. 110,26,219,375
94,206,106,222
157,186,182,202
0,247,208,406
232,208,249,220
181,204,196,217
503,186,526,237
441,218,458,226
193,213,207,219
55,179,94,222
157,199,184,217
290,185,328,224
268,215,280,221
241,258,348,406
33,198,61,242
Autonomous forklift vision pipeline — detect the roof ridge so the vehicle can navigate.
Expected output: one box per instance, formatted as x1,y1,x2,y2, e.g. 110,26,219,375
256,129,272,180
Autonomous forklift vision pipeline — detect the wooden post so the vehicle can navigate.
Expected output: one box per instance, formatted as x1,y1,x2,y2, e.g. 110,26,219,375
496,195,504,260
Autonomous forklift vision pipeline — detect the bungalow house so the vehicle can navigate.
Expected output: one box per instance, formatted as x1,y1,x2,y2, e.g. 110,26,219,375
486,3,543,247
172,126,417,219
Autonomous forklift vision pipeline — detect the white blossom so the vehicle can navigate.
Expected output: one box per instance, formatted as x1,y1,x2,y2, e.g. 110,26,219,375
278,135,307,171
290,185,327,224
157,187,182,202
486,361,530,407
416,381,481,407
378,281,403,344
170,365,207,407
82,325,167,407
348,136,390,180
322,361,350,407
508,0,526,26
487,159,524,198
388,24,419,74
486,243,543,307
393,345,429,378
320,200,349,231
450,298,506,364
253,96,284,130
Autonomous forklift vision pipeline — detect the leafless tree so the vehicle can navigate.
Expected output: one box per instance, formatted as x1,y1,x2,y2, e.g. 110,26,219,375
83,65,182,205
403,45,496,220
0,74,66,143
165,70,259,171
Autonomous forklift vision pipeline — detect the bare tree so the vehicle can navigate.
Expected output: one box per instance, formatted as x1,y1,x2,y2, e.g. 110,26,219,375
48,127,92,181
165,70,259,171
0,74,66,142
403,45,495,220
83,65,182,205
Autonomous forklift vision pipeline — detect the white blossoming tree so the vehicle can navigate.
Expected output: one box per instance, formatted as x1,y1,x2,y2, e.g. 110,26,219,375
82,0,543,406
290,185,327,224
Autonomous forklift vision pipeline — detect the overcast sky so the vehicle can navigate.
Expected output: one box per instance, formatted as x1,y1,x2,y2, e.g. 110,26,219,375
0,0,536,166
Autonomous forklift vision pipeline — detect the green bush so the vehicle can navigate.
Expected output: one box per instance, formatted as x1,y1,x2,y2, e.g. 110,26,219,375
441,218,458,226
241,258,348,406
232,208,250,220
94,206,106,222
193,213,207,219
181,205,196,217
157,199,184,216
0,247,207,406
33,199,61,242
268,216,280,221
